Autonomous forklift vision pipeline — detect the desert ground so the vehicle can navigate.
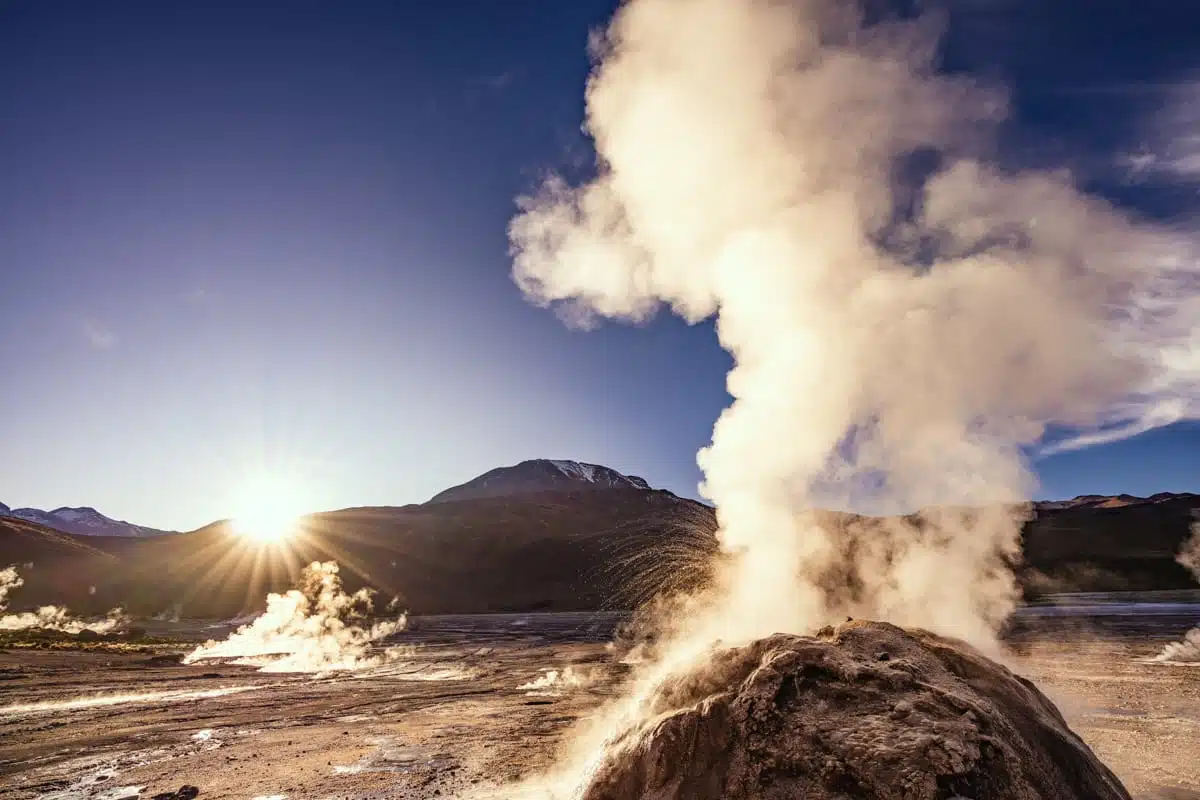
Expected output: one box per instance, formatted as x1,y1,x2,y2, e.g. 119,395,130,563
1,603,1198,800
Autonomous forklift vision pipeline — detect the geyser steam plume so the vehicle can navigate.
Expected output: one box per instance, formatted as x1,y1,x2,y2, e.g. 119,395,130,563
511,0,1200,648
184,561,406,673
1155,523,1200,664
0,565,127,634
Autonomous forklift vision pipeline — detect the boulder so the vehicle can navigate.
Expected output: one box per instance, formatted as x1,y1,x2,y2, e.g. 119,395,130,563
581,620,1129,800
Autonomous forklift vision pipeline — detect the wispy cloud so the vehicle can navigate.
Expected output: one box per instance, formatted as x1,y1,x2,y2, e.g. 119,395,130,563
81,319,117,350
1117,145,1200,184
479,69,522,91
185,287,212,306
1038,400,1188,456
1117,77,1200,183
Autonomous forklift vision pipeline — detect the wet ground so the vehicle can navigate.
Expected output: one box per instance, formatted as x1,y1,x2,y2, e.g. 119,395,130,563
1,605,1198,799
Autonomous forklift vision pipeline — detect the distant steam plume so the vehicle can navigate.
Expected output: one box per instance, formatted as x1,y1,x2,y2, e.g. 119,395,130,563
1156,628,1200,665
183,561,406,673
508,0,1200,793
0,566,20,607
1155,522,1200,664
1178,521,1200,578
519,666,597,695
0,565,127,635
153,602,183,623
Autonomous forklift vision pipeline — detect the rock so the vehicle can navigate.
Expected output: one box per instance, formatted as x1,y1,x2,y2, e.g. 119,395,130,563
151,785,199,800
581,621,1130,800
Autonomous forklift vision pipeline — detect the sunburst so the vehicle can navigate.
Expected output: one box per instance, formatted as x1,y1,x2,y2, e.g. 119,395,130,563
230,471,307,544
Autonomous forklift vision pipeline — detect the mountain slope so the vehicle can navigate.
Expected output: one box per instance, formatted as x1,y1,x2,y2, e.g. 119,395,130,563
428,459,652,504
0,515,121,611
0,515,116,561
1020,491,1200,594
1,487,717,617
0,470,1196,619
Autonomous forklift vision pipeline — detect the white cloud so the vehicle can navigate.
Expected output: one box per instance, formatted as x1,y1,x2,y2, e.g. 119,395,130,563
81,319,117,350
184,287,211,305
1122,78,1200,182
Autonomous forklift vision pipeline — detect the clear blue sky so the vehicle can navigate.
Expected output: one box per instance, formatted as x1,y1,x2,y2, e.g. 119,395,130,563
1,0,1196,530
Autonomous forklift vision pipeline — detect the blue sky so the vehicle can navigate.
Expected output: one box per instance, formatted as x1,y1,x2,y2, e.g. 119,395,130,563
1,0,1197,530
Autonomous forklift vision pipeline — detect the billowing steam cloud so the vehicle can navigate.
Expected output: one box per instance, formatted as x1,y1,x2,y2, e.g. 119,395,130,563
506,0,1199,793
183,561,406,673
0,565,127,635
1155,523,1200,664
511,0,1199,648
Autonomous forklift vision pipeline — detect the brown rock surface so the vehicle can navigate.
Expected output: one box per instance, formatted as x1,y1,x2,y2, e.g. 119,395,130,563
581,620,1131,800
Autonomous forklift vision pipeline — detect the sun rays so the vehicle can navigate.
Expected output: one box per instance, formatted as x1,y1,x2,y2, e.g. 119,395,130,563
231,472,308,544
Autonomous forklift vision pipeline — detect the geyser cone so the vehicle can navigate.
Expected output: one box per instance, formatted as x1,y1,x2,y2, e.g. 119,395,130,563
580,621,1130,800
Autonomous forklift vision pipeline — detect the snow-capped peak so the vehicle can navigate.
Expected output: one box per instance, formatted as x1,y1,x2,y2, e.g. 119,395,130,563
0,503,172,538
549,460,599,483
428,459,654,504
49,507,108,526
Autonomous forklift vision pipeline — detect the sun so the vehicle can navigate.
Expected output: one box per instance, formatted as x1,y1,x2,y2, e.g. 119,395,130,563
231,473,307,543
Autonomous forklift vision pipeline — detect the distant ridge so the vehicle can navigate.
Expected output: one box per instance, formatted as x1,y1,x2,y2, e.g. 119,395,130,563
0,472,1197,617
1036,492,1200,511
0,503,173,538
428,459,653,504
4,484,1196,538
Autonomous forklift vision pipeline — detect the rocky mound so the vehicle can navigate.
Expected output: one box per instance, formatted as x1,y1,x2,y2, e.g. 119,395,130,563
581,621,1130,800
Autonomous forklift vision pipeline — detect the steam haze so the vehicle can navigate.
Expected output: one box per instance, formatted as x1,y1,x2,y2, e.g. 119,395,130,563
184,561,406,673
1155,523,1200,663
510,0,1200,646
0,565,127,635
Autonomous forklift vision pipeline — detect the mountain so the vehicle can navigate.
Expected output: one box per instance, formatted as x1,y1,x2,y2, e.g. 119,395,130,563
1036,492,1198,511
428,459,653,503
0,468,1197,619
0,514,116,561
0,504,172,538
1020,491,1200,594
0,486,717,618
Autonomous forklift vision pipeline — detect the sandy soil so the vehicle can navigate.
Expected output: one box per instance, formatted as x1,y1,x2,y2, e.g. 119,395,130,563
1,611,1197,800
1006,612,1200,800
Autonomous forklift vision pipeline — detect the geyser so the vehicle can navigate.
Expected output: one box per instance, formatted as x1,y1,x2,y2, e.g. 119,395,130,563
506,0,1197,795
184,561,406,673
510,0,1199,647
1155,523,1200,664
0,565,127,635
